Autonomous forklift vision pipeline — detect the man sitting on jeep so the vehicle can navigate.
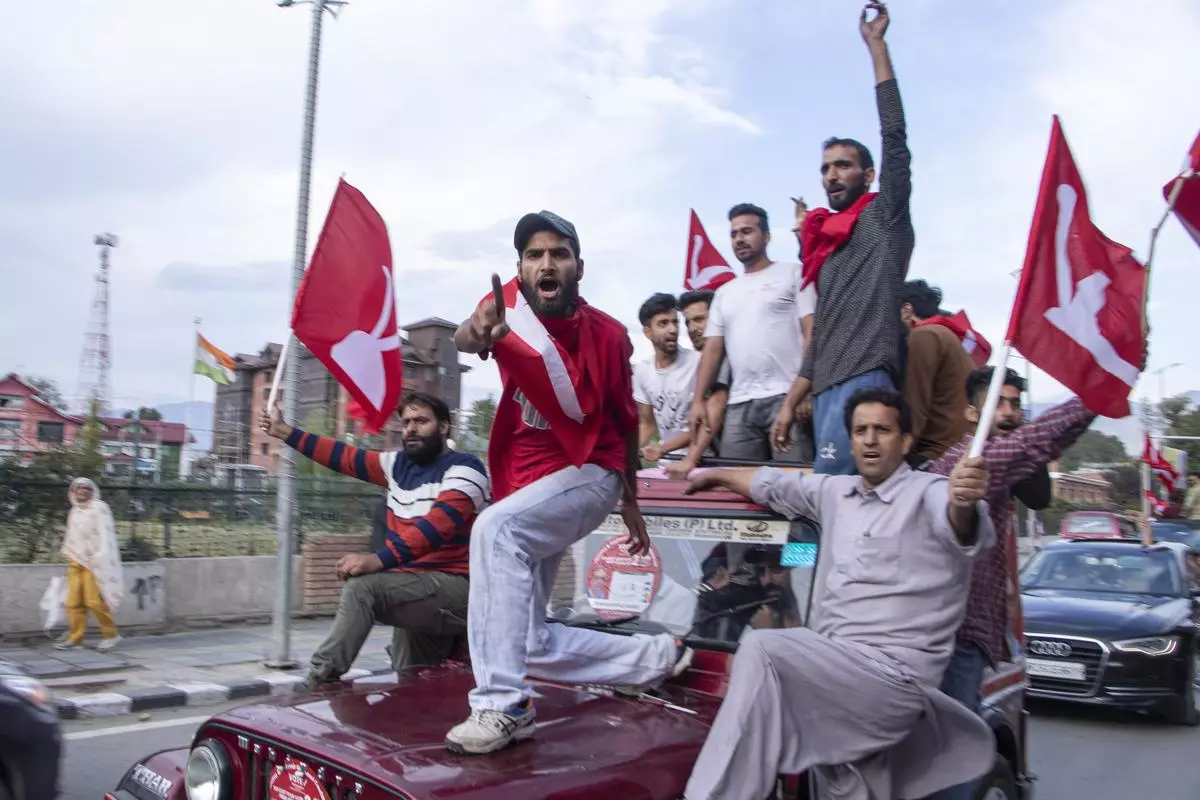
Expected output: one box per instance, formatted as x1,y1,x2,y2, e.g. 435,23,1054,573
681,388,997,800
261,392,489,688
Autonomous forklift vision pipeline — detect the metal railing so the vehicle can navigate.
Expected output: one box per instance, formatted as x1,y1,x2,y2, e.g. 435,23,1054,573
0,477,382,564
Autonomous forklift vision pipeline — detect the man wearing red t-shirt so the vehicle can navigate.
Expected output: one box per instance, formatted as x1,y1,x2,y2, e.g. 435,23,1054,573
445,210,691,755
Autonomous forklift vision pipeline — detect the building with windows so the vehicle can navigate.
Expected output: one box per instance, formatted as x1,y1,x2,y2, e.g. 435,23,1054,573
209,318,470,473
0,373,190,478
1050,467,1113,506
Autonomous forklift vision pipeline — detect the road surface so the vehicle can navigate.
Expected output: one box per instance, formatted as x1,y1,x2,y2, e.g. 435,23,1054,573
62,696,1200,800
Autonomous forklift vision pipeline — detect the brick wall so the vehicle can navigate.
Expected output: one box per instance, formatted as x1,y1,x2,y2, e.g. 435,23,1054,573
301,535,370,612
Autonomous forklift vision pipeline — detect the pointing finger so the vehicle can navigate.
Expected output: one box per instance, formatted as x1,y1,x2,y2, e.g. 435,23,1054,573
491,274,506,322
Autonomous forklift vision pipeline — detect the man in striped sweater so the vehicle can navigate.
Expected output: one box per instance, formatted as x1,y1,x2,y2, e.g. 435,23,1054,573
261,391,489,689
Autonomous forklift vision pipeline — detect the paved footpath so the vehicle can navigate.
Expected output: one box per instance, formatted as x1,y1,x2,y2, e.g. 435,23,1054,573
0,618,394,719
4,537,1053,720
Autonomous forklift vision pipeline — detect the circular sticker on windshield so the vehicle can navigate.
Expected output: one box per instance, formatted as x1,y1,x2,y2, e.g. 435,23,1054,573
586,537,662,620
268,759,332,800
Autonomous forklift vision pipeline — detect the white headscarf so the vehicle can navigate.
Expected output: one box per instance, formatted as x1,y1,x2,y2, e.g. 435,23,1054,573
61,478,125,610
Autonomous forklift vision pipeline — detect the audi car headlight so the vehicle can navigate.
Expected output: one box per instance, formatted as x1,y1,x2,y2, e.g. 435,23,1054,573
1112,636,1179,656
185,740,232,800
1,675,54,711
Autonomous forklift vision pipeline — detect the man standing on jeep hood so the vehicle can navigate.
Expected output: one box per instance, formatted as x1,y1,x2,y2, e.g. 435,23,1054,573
682,387,996,800
445,210,690,756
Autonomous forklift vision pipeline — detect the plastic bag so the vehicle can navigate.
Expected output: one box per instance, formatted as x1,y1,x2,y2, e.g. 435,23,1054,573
40,575,66,635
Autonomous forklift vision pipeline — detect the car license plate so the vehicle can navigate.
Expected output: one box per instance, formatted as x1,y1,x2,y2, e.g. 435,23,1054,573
1026,658,1086,681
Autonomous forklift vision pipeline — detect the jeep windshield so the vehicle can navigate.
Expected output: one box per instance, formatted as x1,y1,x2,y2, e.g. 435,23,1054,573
550,463,820,649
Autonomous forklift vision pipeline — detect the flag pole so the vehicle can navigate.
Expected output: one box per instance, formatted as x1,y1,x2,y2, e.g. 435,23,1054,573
185,317,200,480
1146,170,1192,270
967,343,1013,459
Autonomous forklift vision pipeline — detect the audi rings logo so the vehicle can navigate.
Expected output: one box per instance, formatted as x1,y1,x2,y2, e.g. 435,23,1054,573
1029,640,1072,658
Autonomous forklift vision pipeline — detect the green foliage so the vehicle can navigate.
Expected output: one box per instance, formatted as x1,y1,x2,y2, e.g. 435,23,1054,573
74,398,105,481
1161,395,1200,468
122,406,163,421
467,396,497,440
1057,429,1129,473
1104,463,1143,511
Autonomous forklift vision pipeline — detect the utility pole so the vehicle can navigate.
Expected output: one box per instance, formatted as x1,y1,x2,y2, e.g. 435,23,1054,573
268,0,347,669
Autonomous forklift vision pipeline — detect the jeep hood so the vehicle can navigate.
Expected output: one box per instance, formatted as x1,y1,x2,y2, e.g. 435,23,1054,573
209,662,719,799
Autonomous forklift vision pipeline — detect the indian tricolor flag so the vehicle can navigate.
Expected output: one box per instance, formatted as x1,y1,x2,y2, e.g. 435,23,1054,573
194,334,236,386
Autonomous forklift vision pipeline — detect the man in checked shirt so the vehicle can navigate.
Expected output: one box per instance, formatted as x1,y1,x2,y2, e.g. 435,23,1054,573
923,367,1098,800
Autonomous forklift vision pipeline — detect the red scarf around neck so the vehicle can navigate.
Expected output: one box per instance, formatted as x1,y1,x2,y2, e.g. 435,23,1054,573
799,192,878,290
914,310,992,367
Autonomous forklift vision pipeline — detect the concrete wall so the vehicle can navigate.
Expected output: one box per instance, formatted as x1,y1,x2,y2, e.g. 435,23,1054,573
0,555,303,636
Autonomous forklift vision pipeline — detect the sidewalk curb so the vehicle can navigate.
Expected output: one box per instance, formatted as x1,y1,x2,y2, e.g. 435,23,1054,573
55,667,393,720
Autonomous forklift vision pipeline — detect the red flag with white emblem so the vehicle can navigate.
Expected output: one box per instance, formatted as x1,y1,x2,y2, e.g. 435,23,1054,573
1163,130,1200,249
684,210,736,292
291,179,403,434
1143,435,1180,489
1005,117,1147,419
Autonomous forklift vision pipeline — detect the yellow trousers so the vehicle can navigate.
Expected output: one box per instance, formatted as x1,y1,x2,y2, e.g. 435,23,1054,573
65,562,117,643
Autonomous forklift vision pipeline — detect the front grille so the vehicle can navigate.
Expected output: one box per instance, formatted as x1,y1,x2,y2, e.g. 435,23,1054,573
1026,635,1107,697
207,727,405,800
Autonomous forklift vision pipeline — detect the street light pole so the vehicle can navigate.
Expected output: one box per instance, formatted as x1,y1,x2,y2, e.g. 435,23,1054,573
269,0,346,669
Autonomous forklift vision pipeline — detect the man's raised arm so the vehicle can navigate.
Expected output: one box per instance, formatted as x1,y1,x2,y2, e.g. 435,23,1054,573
260,404,390,487
861,3,911,227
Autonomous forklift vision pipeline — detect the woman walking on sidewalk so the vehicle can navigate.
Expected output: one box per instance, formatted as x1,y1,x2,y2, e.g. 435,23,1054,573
56,478,124,651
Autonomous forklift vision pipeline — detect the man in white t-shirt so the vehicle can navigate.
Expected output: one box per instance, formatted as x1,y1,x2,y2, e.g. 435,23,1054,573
634,293,700,461
688,203,816,463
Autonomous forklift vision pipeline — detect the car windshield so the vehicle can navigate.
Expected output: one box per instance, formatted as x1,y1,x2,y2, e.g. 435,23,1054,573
550,473,820,647
1021,547,1183,597
1064,514,1118,534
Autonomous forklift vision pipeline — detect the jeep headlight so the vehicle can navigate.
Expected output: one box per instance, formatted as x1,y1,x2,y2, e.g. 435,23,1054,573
185,740,231,800
1112,636,1179,656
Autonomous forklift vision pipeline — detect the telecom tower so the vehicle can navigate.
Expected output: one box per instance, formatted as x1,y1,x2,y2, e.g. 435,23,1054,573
76,233,118,415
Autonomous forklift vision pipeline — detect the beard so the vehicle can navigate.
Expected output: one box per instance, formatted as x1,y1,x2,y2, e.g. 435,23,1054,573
996,419,1019,434
521,275,580,318
403,432,444,464
826,180,868,212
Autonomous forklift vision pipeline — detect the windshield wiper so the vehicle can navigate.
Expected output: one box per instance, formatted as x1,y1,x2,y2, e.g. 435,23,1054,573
684,596,780,639
585,613,643,628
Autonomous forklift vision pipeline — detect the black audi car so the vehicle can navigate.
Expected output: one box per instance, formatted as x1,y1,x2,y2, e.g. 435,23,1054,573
1020,539,1199,725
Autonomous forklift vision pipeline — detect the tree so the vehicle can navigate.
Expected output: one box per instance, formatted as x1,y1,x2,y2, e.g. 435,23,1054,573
123,407,163,421
25,375,65,410
1162,395,1200,466
74,398,105,481
1104,464,1143,511
1057,429,1129,473
467,396,497,439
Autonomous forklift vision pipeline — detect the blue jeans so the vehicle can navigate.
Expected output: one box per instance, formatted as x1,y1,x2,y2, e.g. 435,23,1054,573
926,644,989,800
811,369,895,475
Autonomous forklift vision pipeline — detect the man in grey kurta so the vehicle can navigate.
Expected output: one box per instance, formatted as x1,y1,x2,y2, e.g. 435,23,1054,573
683,387,996,800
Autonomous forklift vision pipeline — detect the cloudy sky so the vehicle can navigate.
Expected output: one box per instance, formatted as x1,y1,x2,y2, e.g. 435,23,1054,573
2,0,1198,420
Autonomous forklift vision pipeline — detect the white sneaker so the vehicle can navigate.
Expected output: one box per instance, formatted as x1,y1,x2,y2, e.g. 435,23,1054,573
96,636,122,651
445,699,536,755
616,638,694,697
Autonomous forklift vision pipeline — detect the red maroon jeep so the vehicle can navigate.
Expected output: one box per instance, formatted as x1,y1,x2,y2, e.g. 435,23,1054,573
105,465,1034,800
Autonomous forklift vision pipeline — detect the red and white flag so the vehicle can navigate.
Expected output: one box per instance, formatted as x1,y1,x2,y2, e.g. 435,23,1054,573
1142,435,1179,489
1163,130,1200,248
1144,490,1168,517
916,310,992,367
483,277,601,465
291,178,403,434
1006,116,1147,419
684,210,736,292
